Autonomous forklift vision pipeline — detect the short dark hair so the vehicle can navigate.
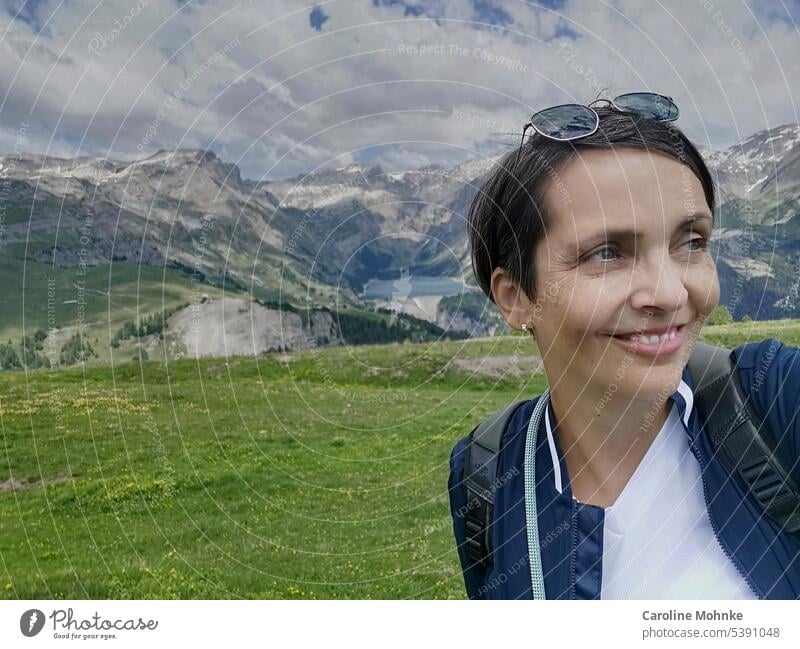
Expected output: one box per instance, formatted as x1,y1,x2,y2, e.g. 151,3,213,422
468,105,716,305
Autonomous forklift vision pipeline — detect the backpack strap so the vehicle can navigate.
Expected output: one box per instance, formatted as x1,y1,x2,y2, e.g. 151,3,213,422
463,399,529,567
688,341,800,533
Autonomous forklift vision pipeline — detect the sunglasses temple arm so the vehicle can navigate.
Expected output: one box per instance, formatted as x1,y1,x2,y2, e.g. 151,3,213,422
514,123,532,171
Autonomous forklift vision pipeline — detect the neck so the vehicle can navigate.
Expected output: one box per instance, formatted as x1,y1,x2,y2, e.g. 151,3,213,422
548,381,672,508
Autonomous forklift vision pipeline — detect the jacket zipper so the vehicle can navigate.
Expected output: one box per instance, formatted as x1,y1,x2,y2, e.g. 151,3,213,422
687,437,763,599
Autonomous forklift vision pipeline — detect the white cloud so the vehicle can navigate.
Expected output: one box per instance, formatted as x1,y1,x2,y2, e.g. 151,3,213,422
0,0,797,179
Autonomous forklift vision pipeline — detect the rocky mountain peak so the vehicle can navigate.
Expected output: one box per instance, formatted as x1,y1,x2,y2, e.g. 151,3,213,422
737,123,800,157
145,148,219,165
700,122,800,200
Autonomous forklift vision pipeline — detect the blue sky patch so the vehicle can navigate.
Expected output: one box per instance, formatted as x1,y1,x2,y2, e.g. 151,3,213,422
550,22,580,41
471,0,513,26
309,5,330,31
6,0,50,35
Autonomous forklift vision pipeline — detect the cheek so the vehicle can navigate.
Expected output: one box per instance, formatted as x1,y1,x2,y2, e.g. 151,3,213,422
687,265,720,314
543,274,623,325
554,294,609,344
570,275,631,316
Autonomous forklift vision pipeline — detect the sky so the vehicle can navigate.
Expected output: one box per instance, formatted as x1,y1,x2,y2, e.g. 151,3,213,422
0,0,798,180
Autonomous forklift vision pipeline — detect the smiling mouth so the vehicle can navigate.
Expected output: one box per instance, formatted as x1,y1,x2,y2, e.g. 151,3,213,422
607,324,687,356
612,324,684,343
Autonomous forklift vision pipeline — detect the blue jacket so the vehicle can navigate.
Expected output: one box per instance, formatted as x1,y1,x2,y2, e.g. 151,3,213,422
448,338,800,599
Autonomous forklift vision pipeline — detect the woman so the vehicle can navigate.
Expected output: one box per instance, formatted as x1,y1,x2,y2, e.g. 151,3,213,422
448,95,800,599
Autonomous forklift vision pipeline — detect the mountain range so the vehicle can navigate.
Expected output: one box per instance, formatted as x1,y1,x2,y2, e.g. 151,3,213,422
1,122,799,337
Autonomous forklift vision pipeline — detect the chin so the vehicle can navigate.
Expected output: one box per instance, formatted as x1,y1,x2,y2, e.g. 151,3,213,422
632,366,683,396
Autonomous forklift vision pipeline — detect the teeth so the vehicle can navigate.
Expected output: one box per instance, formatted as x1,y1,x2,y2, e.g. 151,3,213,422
623,330,676,344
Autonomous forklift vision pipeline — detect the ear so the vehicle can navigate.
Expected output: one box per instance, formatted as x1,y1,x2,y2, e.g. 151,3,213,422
490,266,535,331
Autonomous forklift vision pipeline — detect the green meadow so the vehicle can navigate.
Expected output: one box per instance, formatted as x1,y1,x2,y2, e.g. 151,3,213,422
2,320,799,599
0,257,236,365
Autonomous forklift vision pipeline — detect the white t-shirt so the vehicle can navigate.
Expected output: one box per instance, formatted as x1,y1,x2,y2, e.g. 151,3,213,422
545,394,757,599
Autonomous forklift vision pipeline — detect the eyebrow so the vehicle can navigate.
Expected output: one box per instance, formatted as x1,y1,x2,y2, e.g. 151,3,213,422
574,213,713,253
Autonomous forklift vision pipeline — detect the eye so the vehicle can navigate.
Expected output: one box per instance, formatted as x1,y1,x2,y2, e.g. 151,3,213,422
684,235,709,251
584,246,620,263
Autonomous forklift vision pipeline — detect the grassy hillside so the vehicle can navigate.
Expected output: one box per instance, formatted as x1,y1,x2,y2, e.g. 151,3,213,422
0,258,237,361
0,259,467,367
1,322,798,599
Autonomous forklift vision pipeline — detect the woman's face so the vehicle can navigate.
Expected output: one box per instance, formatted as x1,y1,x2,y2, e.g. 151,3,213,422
527,147,720,401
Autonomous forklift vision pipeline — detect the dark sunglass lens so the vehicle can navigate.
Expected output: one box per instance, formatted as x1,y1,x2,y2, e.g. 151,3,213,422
530,104,598,140
613,93,678,121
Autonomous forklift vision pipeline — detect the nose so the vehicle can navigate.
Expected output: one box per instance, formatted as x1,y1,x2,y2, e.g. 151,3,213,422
628,250,689,315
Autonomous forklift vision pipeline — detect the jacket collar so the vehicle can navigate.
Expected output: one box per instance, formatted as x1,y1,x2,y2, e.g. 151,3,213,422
543,366,697,495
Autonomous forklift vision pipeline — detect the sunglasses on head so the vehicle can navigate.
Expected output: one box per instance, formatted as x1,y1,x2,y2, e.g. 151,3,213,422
514,92,679,168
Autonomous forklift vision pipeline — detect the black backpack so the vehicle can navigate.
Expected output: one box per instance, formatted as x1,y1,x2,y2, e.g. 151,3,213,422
462,341,800,568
